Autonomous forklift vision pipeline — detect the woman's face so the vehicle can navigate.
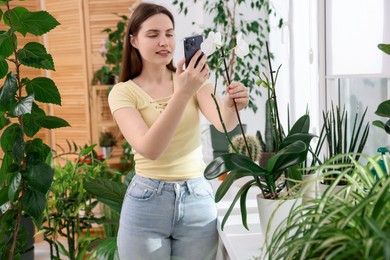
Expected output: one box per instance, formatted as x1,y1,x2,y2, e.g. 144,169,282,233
131,13,175,68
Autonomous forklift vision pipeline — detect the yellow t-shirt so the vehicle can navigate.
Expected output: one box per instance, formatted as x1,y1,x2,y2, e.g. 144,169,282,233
108,73,207,181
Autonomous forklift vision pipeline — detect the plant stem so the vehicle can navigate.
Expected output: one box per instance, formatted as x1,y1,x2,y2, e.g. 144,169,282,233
265,42,283,145
220,48,252,160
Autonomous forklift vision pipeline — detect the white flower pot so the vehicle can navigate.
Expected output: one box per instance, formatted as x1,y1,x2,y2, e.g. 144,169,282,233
301,173,319,202
256,194,302,242
101,146,112,158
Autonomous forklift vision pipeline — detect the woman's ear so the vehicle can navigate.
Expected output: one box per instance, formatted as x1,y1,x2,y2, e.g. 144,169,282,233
130,35,138,49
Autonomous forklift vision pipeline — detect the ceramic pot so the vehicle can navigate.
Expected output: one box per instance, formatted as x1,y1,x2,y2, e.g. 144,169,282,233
101,146,112,158
256,194,302,242
301,173,319,202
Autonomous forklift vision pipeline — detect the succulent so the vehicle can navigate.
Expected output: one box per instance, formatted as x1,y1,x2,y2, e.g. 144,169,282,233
229,134,262,162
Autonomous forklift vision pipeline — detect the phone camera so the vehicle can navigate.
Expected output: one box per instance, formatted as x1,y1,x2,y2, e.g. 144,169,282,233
185,38,196,51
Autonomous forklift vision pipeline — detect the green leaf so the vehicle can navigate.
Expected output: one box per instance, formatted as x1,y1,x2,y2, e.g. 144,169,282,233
23,103,45,137
0,72,18,110
288,114,310,135
4,6,29,36
375,100,390,118
22,11,60,36
37,115,70,129
0,58,8,79
9,172,21,201
0,30,16,58
12,94,34,116
1,124,24,164
204,153,264,180
0,186,9,208
21,187,46,225
91,237,118,260
26,162,53,194
0,111,10,129
372,120,385,129
26,77,61,104
84,178,127,213
18,42,55,70
0,151,12,184
378,44,390,55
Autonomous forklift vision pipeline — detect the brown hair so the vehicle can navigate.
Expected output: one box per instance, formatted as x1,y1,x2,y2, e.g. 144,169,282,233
120,3,176,82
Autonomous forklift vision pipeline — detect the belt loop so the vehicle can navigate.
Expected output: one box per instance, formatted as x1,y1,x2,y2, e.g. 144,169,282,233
186,180,193,195
156,181,164,195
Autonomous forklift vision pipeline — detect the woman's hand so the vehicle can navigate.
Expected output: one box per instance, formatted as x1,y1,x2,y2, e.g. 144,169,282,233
175,50,209,98
224,82,249,111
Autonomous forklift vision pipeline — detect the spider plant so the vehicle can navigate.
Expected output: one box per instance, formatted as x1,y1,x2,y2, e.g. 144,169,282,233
267,153,390,260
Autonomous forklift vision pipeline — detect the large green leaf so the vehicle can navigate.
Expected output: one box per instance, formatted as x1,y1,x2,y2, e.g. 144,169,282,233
204,153,264,180
0,186,9,207
288,114,310,135
37,115,70,129
266,141,308,175
25,138,52,164
11,94,34,116
18,42,54,70
21,187,46,225
26,162,53,194
3,6,29,36
26,77,61,104
0,58,8,79
279,133,316,150
1,124,24,164
375,100,390,118
0,30,15,58
23,103,45,137
9,172,21,201
84,178,127,213
0,72,17,111
21,11,60,36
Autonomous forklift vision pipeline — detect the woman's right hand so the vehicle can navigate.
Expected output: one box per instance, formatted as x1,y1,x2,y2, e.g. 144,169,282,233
175,50,209,98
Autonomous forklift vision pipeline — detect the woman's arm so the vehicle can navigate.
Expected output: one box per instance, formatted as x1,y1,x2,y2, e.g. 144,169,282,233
197,81,249,132
113,52,209,160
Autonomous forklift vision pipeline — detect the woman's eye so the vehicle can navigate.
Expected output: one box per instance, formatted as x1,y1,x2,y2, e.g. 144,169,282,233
148,35,158,38
167,34,174,37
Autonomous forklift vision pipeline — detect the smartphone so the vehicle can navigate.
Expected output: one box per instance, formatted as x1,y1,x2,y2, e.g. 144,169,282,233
183,35,203,68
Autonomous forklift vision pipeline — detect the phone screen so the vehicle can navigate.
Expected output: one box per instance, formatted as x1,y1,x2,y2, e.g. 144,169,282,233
184,35,203,68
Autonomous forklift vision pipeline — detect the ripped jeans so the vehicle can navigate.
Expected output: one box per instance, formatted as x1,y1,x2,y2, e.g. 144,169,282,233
117,174,218,260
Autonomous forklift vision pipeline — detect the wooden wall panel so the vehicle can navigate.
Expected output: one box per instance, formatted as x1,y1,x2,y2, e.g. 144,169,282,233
44,0,91,151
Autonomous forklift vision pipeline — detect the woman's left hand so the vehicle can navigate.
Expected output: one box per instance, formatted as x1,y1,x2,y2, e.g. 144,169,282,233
225,82,249,111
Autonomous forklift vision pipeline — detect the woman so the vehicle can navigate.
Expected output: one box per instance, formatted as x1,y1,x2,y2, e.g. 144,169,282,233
108,3,248,260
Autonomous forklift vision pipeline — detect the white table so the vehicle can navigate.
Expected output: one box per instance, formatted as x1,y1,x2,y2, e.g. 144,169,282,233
211,180,265,260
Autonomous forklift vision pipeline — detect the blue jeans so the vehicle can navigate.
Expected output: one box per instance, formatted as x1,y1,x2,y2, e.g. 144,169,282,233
117,174,218,260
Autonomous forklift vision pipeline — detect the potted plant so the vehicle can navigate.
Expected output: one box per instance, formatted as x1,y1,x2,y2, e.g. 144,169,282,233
0,2,69,258
267,153,390,259
92,14,128,85
202,36,315,243
41,144,122,259
318,103,370,187
99,131,117,158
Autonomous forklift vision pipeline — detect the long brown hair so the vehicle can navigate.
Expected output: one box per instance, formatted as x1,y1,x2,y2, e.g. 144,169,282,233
120,3,176,82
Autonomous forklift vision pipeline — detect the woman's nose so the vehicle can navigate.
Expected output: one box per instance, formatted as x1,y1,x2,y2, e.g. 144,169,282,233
159,36,168,46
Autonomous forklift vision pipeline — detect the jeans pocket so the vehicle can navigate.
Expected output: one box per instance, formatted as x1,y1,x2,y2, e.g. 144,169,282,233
126,181,156,201
192,179,214,199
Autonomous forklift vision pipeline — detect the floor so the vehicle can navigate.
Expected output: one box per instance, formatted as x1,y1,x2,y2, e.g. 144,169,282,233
34,240,57,260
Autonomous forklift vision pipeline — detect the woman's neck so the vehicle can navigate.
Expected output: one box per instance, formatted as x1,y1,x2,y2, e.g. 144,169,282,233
138,66,171,84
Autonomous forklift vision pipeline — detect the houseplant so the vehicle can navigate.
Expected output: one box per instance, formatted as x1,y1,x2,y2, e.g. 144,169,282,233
0,2,69,258
41,144,123,260
202,36,315,231
267,153,390,259
92,14,128,85
319,103,370,186
99,131,117,158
